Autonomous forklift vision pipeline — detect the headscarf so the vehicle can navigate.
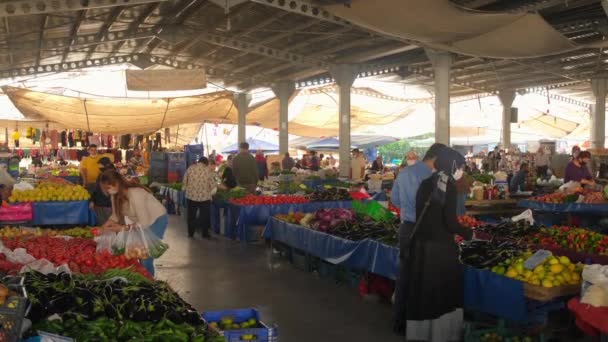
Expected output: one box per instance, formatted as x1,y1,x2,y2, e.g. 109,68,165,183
430,147,465,206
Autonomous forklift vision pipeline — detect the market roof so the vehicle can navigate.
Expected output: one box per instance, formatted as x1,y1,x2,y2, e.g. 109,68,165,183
0,0,605,101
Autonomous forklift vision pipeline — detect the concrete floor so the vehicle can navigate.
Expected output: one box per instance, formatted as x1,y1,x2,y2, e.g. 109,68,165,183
155,216,402,342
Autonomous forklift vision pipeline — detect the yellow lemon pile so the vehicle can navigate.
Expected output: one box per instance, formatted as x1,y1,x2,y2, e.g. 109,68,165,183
492,252,582,288
9,183,90,203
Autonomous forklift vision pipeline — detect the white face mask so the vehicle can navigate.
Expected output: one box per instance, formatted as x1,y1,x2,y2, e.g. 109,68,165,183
453,169,464,181
107,188,118,195
407,159,416,166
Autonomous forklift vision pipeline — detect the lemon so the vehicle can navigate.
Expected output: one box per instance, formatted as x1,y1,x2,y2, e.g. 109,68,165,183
550,264,564,274
531,279,541,286
515,263,524,274
533,265,544,274
562,272,572,282
553,280,562,286
495,266,505,275
506,268,518,278
549,258,559,265
572,273,581,282
568,264,575,271
559,256,571,265
542,279,554,288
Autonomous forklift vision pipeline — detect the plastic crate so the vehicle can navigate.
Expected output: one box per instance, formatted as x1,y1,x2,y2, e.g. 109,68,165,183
202,308,278,342
0,296,27,342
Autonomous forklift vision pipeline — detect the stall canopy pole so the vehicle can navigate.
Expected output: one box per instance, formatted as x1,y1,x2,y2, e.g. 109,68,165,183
498,90,516,150
591,77,608,149
233,93,251,144
330,65,358,178
271,81,295,156
83,99,91,132
159,98,171,130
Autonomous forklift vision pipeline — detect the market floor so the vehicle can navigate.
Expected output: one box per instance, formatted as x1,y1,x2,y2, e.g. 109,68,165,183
154,215,401,342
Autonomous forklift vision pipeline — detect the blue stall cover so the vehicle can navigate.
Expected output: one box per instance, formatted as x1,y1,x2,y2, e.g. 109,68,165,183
518,200,608,214
225,200,353,241
263,217,399,279
59,176,81,185
222,138,278,154
301,179,339,191
31,201,95,226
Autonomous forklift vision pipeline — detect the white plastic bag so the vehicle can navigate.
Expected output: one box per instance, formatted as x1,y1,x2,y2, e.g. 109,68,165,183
581,285,608,307
13,182,34,191
94,232,116,253
582,264,608,292
511,209,535,225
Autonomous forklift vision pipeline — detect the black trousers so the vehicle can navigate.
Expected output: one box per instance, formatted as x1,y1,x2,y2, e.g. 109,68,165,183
187,199,211,237
393,221,415,335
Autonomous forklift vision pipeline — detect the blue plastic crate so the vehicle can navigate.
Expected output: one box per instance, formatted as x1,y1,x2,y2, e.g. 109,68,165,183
202,308,278,342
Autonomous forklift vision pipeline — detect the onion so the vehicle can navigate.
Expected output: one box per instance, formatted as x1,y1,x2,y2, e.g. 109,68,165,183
318,223,330,232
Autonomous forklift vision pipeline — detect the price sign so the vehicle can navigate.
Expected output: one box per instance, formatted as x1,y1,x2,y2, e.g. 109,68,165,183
524,250,552,270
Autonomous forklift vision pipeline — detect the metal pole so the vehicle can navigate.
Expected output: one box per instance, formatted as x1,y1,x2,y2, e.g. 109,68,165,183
271,81,295,156
426,49,453,145
498,90,516,150
591,78,608,149
330,64,358,178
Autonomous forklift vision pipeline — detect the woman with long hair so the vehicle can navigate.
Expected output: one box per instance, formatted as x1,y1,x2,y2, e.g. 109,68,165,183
100,170,168,276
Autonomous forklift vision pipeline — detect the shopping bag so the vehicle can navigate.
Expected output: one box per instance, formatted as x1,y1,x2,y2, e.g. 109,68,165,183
124,225,168,259
94,232,116,253
111,230,127,256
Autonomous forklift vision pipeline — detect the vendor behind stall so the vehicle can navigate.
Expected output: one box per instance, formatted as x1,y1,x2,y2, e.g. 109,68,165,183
91,157,114,225
509,163,529,193
564,151,594,186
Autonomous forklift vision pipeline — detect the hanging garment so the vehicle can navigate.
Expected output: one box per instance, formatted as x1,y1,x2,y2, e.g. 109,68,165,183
107,135,114,149
89,134,101,147
120,135,130,149
50,130,58,149
165,128,170,144
100,134,106,148
135,135,144,149
68,131,74,147
40,131,46,146
154,133,162,151
60,131,67,147
25,127,33,139
33,129,40,144
75,130,83,142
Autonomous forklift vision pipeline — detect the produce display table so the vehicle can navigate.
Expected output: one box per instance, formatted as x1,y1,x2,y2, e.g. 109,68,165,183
263,217,399,279
31,201,96,226
302,179,339,190
465,199,521,216
518,200,608,214
227,201,353,242
58,175,81,184
568,297,608,338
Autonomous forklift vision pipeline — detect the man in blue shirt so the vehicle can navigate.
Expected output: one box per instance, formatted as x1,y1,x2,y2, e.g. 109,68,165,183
509,163,529,193
391,143,446,335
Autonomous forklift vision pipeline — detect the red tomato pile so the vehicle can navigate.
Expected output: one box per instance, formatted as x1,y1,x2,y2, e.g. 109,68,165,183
458,215,482,228
0,236,149,277
230,195,310,205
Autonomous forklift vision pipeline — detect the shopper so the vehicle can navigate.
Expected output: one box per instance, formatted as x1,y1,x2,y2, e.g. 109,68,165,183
310,151,320,171
91,157,115,225
509,163,529,193
183,157,216,240
209,149,217,162
232,142,258,193
328,154,336,168
564,150,594,185
282,152,295,170
100,170,168,276
320,154,329,168
371,155,384,172
350,149,366,181
255,150,268,181
390,143,445,335
80,144,106,194
405,147,473,341
400,151,418,169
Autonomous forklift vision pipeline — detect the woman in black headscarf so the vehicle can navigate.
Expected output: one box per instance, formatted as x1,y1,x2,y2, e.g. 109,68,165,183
405,147,474,342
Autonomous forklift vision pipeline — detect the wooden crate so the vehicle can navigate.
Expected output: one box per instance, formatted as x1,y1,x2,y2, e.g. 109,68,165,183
523,283,580,302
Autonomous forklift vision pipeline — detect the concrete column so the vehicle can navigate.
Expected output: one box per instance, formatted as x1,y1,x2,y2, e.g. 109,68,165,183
233,93,251,144
426,49,453,145
498,90,516,150
271,81,296,156
591,77,608,149
330,64,358,177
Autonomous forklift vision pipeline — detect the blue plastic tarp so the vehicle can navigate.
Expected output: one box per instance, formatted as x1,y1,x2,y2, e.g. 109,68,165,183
59,176,81,184
226,200,353,241
222,138,278,154
263,217,399,279
31,201,95,226
519,200,608,214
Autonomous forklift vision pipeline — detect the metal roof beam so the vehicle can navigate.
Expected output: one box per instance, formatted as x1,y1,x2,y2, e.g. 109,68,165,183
1,29,155,55
112,2,159,54
61,10,85,63
0,0,168,17
0,54,141,78
161,27,330,68
35,15,48,66
250,0,351,26
84,7,124,59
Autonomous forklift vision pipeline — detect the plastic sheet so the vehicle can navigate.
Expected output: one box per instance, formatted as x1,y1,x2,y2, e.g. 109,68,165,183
518,200,608,214
568,297,608,337
31,201,95,226
228,201,353,241
263,217,399,279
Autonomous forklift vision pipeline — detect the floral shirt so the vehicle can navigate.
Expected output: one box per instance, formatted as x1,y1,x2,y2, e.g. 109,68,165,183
183,163,217,202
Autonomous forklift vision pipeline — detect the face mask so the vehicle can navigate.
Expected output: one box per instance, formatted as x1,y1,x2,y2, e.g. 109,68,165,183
406,159,416,166
107,188,118,195
453,169,464,181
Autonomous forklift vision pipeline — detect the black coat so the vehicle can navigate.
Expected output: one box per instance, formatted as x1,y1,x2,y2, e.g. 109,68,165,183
406,174,473,321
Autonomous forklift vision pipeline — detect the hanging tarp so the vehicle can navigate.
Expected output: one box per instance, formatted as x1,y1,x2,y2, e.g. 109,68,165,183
125,69,206,91
325,0,576,58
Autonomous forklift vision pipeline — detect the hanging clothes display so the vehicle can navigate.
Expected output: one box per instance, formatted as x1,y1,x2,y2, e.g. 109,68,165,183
11,130,20,148
67,131,74,147
32,129,40,145
120,135,130,149
75,130,83,142
154,133,161,151
26,127,33,139
89,134,101,147
60,131,67,147
40,131,46,146
164,128,170,144
50,130,58,149
107,135,113,149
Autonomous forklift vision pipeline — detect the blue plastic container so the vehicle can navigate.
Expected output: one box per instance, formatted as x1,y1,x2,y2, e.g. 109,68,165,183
202,308,278,342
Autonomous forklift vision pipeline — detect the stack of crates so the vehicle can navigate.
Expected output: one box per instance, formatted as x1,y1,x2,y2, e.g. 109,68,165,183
149,152,168,184
167,153,186,183
184,144,204,167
